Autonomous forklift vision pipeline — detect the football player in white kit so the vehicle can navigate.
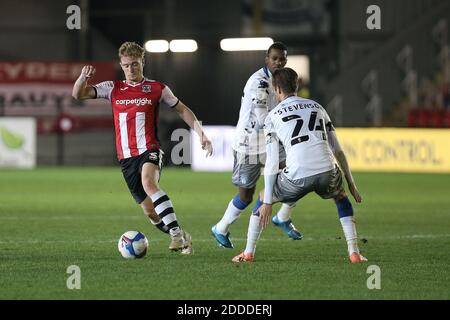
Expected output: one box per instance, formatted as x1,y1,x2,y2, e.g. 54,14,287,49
232,68,368,263
211,43,302,249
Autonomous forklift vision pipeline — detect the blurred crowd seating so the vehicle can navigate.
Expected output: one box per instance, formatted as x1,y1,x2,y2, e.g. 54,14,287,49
407,73,450,127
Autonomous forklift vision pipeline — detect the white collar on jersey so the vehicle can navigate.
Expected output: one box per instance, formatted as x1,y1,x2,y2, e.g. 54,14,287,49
123,77,147,87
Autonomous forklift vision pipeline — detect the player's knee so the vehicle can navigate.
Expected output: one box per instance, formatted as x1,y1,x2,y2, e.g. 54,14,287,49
334,191,347,201
142,180,159,196
240,193,253,204
239,188,254,204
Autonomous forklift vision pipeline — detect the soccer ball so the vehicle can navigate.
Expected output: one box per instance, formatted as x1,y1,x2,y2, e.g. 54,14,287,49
118,231,148,259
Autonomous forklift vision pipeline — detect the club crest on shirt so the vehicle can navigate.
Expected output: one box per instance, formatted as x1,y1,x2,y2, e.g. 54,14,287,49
258,79,269,89
148,152,158,161
142,85,151,93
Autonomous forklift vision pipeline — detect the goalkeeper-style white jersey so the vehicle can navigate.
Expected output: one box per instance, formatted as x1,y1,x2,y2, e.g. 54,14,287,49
264,95,336,180
232,67,278,155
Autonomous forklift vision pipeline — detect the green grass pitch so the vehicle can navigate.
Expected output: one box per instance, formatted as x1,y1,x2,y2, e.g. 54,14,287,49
0,167,449,299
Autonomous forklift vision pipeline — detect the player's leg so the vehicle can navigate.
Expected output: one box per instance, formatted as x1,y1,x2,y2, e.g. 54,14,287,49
212,152,260,248
271,203,303,240
316,167,367,263
119,152,170,236
220,185,255,221
232,170,304,263
232,189,287,262
244,174,305,255
212,186,254,248
233,171,310,262
140,151,192,255
140,197,169,234
272,147,302,240
244,190,270,259
334,191,367,263
232,190,264,262
215,185,255,232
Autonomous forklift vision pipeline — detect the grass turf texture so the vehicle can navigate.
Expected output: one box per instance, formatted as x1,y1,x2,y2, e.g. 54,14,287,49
0,167,449,299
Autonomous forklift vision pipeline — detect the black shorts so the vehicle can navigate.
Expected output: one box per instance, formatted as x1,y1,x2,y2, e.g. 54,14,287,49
119,149,164,204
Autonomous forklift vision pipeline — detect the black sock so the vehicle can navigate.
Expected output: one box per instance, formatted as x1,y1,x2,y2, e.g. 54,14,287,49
154,220,170,234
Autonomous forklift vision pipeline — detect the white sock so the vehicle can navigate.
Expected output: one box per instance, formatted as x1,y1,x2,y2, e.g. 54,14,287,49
215,200,243,234
169,227,181,237
340,216,359,255
244,214,262,255
276,203,293,222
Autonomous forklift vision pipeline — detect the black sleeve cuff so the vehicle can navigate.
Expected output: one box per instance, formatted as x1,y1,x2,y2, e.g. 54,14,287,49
169,99,180,108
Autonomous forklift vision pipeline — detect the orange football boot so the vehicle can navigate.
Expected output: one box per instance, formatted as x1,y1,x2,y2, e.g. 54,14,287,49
349,252,368,263
232,252,254,263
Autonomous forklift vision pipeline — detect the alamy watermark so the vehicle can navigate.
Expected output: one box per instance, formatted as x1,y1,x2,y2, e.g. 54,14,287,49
366,5,381,30
67,5,381,32
170,125,264,166
171,128,192,165
66,265,81,289
66,5,81,30
366,265,381,289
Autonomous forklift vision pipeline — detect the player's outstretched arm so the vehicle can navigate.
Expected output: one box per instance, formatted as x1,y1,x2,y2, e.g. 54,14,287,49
259,130,280,229
174,102,213,157
328,131,362,203
335,149,362,203
72,65,97,100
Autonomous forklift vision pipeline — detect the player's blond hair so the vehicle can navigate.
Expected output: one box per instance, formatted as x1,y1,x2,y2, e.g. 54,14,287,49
118,42,145,60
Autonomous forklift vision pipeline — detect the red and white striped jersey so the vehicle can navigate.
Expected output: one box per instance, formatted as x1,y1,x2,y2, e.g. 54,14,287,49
94,78,179,160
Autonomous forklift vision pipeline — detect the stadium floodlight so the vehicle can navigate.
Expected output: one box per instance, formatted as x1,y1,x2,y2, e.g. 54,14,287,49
145,40,169,53
286,55,310,82
220,37,274,51
169,39,198,52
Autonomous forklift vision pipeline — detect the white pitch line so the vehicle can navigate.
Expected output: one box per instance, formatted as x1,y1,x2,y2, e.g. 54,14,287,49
0,234,449,244
0,216,142,220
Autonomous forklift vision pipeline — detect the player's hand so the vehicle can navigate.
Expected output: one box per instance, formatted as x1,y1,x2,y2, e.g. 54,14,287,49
349,183,362,203
201,136,213,157
259,203,273,230
81,65,96,78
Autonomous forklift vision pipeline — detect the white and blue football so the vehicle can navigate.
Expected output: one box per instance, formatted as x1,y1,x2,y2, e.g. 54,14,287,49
118,231,148,259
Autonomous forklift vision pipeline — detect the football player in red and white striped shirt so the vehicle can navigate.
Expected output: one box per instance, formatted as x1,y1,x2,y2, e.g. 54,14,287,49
72,42,213,254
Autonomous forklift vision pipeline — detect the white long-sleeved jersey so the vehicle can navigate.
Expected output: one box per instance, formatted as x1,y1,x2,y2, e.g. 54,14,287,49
264,96,339,182
232,67,278,155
